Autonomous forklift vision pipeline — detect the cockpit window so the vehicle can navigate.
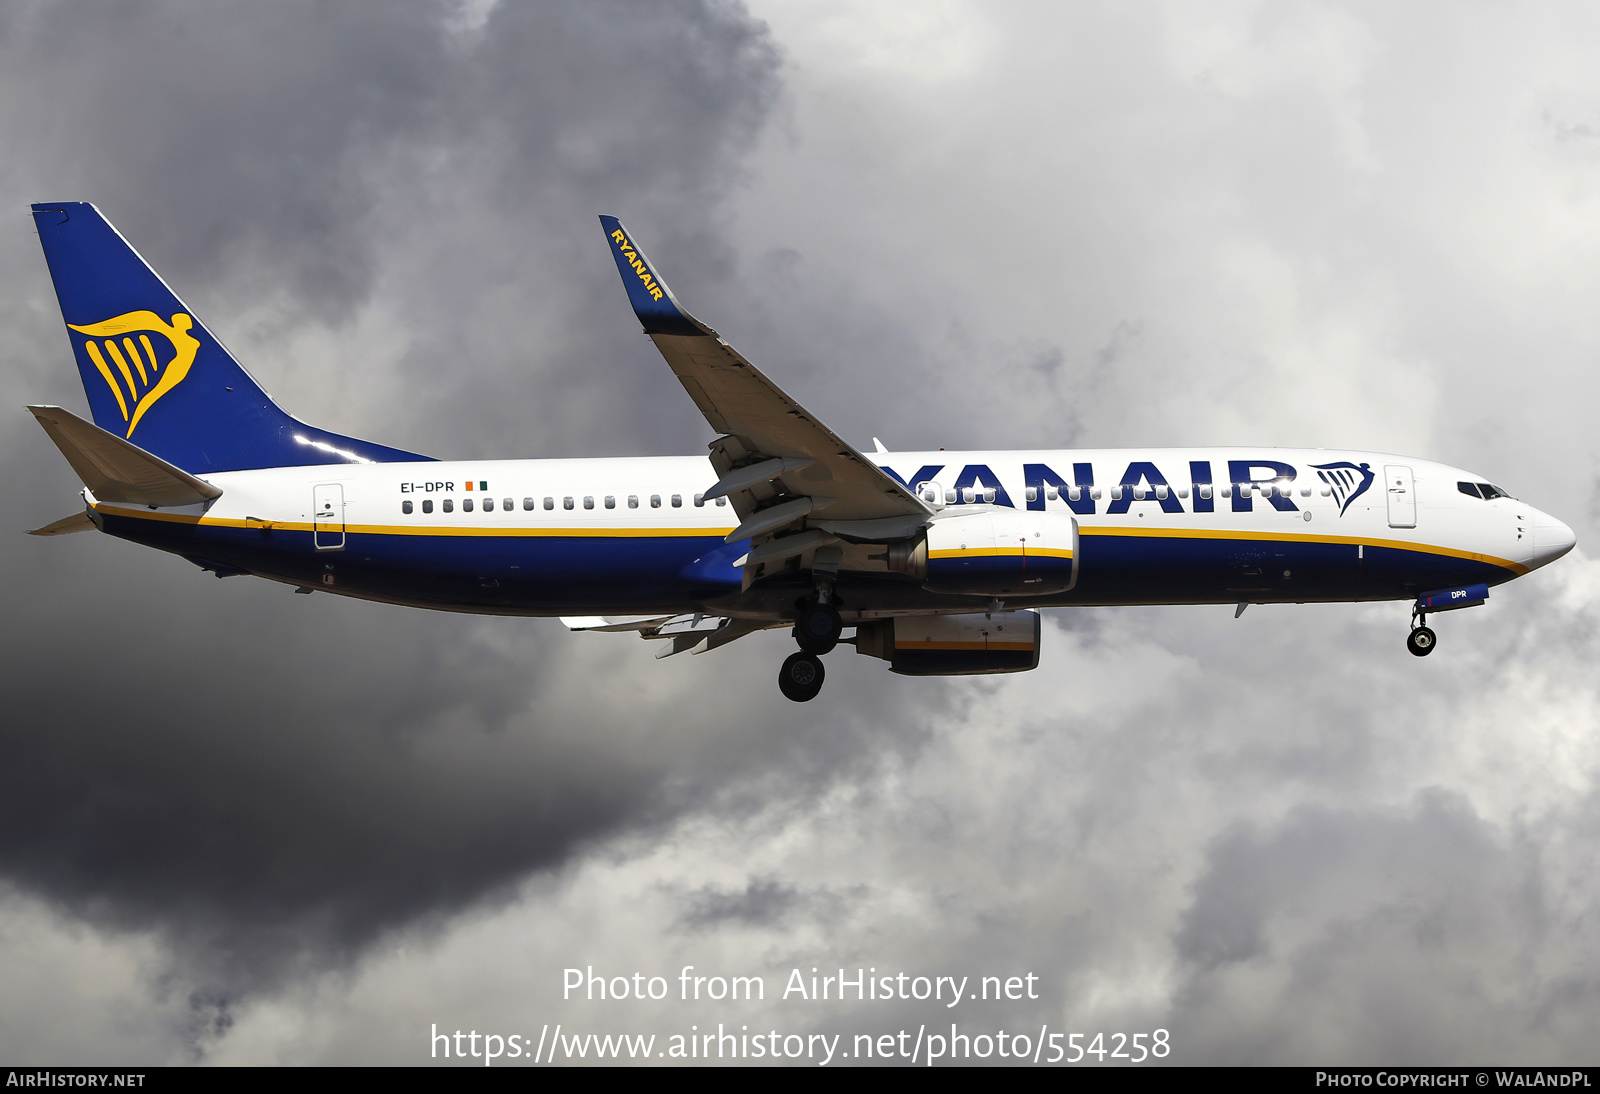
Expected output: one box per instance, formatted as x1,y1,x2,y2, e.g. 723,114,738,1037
1478,483,1510,500
1457,481,1482,499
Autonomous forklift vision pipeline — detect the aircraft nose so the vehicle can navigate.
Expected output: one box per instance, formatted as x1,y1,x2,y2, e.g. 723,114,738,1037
1529,509,1577,569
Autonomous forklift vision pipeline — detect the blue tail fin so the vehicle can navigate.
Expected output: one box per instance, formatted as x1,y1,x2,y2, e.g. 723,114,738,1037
31,202,431,473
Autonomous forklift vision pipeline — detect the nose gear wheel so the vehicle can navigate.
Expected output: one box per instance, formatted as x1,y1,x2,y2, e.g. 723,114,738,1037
1407,626,1436,657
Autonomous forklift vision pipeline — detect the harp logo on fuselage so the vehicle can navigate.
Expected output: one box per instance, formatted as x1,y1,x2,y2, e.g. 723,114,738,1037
67,310,201,438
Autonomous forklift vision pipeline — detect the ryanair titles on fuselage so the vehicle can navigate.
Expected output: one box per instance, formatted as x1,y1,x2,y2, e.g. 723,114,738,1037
880,457,1378,516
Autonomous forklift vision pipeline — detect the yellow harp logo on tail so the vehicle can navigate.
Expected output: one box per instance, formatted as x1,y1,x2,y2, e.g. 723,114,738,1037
67,311,201,438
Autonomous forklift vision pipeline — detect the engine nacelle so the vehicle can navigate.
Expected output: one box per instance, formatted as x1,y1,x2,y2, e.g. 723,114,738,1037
917,509,1078,596
855,610,1041,676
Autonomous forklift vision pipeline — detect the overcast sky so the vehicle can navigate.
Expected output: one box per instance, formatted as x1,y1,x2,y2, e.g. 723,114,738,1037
1,0,1598,1066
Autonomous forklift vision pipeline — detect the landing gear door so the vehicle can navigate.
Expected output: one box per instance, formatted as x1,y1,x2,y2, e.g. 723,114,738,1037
313,483,345,550
1384,465,1416,529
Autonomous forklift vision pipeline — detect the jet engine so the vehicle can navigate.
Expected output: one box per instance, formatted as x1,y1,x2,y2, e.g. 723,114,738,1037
855,610,1041,676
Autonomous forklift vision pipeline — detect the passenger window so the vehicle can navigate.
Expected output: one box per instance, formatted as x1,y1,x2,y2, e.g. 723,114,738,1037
563,497,574,510
1155,485,1169,500
422,499,433,514
443,498,454,513
402,500,413,514
1046,486,1059,501
651,494,661,508
628,495,639,509
605,496,616,509
584,496,594,509
1198,484,1212,500
716,497,727,506
482,497,494,512
1025,487,1039,502
502,498,511,511
671,494,682,508
523,497,535,511
463,498,474,512
694,493,705,507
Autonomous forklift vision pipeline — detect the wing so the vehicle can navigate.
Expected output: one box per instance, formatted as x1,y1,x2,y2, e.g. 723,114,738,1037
599,218,932,558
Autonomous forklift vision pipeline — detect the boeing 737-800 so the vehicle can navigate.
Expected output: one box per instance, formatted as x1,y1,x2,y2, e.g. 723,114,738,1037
25,203,1577,701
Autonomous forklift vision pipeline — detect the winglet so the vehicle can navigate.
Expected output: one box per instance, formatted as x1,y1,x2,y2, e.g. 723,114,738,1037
598,216,709,337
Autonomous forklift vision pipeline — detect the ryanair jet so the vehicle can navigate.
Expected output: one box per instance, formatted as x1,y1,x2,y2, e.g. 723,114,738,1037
25,203,1577,701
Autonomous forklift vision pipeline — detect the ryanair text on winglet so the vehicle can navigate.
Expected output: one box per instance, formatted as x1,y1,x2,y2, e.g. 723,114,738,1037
611,229,665,302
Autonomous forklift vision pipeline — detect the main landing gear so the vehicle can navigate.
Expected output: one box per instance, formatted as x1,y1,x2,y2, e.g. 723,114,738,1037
795,602,842,654
779,587,845,702
779,650,826,702
1407,603,1436,657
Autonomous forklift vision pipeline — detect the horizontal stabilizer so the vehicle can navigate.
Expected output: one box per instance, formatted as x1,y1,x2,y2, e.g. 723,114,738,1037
28,510,96,536
28,404,222,507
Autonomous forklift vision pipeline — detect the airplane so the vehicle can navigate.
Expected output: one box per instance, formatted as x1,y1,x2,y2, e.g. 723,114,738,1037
24,202,1578,702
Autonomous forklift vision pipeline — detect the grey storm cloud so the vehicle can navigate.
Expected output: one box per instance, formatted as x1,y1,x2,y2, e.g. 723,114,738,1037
2,0,1600,1067
0,0,807,1012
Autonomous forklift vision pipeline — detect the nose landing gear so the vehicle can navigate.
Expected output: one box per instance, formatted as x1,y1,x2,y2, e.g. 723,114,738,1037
1407,603,1436,657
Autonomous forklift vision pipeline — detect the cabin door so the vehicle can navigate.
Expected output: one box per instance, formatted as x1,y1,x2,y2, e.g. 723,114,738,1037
1384,465,1416,529
313,484,346,550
